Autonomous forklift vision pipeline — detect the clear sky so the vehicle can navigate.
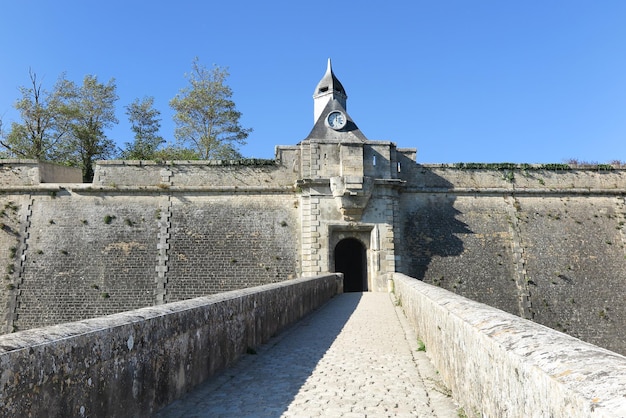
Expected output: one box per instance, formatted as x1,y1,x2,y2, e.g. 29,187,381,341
1,1,626,164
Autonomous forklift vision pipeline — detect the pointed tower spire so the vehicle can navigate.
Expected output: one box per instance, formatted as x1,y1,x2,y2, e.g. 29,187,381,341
313,58,347,122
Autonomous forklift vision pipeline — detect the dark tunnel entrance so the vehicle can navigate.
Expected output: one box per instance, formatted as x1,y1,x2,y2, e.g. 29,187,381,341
334,238,367,292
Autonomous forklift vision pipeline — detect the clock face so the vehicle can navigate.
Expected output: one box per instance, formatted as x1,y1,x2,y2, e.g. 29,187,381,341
327,111,347,130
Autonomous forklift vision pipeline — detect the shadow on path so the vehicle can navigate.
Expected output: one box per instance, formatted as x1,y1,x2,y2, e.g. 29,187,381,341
154,293,362,417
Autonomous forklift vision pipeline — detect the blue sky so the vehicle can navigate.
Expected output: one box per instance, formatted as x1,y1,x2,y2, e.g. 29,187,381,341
1,1,626,164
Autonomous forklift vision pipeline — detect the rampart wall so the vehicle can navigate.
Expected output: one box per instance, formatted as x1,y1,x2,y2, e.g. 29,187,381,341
398,166,626,355
0,274,342,418
0,160,301,333
392,273,626,417
0,160,82,185
2,159,626,356
92,158,299,188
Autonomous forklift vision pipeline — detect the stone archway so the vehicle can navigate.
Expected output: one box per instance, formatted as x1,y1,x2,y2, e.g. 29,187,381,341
334,238,367,292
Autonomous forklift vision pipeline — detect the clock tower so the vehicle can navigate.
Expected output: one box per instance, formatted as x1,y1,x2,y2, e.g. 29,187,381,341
313,58,347,123
287,60,415,292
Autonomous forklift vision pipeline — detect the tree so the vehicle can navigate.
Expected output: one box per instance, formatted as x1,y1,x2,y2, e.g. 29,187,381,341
61,75,119,182
0,70,72,160
121,97,164,159
169,59,252,159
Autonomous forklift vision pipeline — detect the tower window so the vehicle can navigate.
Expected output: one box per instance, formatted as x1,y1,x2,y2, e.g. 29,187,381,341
373,156,377,166
319,86,329,93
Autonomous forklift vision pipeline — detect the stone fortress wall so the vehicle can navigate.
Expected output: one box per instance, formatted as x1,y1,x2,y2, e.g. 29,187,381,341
398,164,626,354
2,59,626,357
1,158,626,356
0,157,301,333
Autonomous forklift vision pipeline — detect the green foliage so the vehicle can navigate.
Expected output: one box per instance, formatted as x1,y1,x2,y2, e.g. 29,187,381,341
453,162,577,171
1,71,119,181
596,164,614,171
103,214,116,224
455,162,518,170
170,58,252,159
452,161,624,172
502,170,515,182
152,145,202,161
539,163,571,170
0,70,73,161
60,75,119,182
121,97,165,159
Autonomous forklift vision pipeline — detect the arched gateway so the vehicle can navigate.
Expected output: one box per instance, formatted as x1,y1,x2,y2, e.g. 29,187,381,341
296,59,405,292
334,238,368,292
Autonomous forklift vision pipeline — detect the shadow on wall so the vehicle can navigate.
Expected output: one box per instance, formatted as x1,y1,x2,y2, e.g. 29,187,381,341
401,164,471,281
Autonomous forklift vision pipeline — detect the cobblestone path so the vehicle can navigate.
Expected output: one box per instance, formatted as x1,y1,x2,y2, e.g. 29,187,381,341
155,292,459,417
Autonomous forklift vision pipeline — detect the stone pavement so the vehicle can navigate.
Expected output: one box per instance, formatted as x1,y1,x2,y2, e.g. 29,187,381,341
155,292,460,417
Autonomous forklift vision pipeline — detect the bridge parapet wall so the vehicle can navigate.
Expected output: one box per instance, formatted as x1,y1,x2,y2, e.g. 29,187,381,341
392,273,626,417
0,274,342,418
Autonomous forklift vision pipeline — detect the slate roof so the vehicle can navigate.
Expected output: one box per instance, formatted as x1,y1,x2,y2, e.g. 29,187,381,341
313,58,347,99
303,99,368,142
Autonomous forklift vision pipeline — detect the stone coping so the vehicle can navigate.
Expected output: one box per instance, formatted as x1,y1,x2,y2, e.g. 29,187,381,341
392,273,626,417
0,274,342,418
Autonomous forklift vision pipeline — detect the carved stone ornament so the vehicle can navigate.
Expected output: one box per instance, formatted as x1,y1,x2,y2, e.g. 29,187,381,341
330,176,373,221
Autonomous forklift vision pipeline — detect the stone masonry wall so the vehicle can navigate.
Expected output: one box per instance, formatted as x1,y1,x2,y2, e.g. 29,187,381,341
0,275,342,418
393,273,626,418
3,159,626,358
515,195,626,354
398,166,626,355
0,160,39,185
399,164,626,191
399,194,521,315
93,159,299,188
166,194,299,301
0,194,31,332
15,192,161,330
1,186,299,333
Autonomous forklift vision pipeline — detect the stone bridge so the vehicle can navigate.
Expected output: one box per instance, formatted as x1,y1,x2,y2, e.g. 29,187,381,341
1,274,625,418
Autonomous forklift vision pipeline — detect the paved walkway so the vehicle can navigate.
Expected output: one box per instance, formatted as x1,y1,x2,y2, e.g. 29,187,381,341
155,292,460,417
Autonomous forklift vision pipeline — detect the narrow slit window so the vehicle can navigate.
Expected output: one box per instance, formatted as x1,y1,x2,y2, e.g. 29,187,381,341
373,155,377,166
